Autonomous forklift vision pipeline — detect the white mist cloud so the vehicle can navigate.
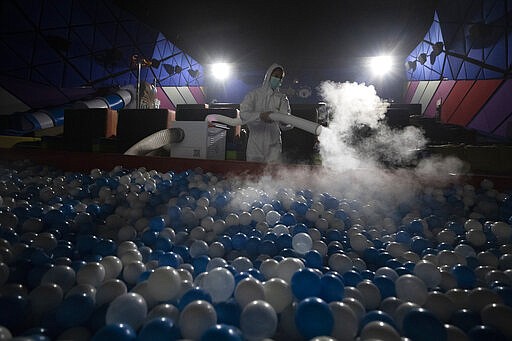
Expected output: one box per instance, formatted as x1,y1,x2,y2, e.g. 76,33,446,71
317,80,429,170
226,80,468,221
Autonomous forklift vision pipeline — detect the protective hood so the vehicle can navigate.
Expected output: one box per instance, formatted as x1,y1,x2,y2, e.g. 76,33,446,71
262,63,284,88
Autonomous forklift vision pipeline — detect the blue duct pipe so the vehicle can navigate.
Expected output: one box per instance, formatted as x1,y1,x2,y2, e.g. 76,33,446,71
1,88,133,136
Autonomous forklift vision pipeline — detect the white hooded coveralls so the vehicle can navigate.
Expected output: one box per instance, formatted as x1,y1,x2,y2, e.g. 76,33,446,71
240,63,292,163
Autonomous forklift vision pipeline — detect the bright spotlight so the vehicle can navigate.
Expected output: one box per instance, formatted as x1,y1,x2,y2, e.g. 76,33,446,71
211,63,231,80
369,55,393,76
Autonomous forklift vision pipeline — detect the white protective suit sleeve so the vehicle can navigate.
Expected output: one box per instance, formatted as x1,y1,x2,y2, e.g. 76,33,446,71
239,63,292,163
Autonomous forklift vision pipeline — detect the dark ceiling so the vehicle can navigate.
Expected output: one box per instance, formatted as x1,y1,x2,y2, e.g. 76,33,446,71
115,0,439,75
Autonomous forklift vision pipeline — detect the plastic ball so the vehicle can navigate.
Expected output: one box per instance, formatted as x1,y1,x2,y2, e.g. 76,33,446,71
262,278,292,313
395,274,428,305
137,317,180,341
28,282,63,316
329,301,358,340
451,264,476,289
95,279,128,307
265,210,281,226
480,303,512,338
275,257,304,284
319,273,344,303
0,294,29,332
468,324,507,341
290,268,321,300
91,323,136,341
40,265,76,293
147,303,180,322
423,291,456,322
291,232,312,254
179,300,217,340
240,300,277,341
201,324,243,341
178,287,212,311
295,297,334,339
450,308,481,332
105,293,147,330
413,260,441,289
146,266,182,302
402,307,446,341
55,292,95,329
356,279,382,310
234,277,265,308
214,299,242,327
360,320,401,341
202,267,235,303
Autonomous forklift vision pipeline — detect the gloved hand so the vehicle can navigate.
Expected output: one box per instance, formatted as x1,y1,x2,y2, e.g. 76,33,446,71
260,111,273,123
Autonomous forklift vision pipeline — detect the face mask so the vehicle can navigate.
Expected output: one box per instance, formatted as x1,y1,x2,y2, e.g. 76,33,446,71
270,76,282,90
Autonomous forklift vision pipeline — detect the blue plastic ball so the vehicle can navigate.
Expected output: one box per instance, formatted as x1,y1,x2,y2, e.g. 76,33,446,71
373,275,396,299
319,273,345,302
214,299,242,327
451,264,476,289
149,216,166,232
92,323,136,341
179,287,213,311
55,293,95,329
138,317,180,341
295,297,334,339
291,268,322,300
467,325,506,341
403,308,446,341
450,309,481,332
360,310,397,332
200,324,243,341
304,250,323,269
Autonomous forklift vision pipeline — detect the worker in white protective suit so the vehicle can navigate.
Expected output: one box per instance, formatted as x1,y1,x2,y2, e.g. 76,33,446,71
240,63,293,163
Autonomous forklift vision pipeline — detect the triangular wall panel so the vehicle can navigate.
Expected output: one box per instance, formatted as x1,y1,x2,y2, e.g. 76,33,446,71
403,1,511,139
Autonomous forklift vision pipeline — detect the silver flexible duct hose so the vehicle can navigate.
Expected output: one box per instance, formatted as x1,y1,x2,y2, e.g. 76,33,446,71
124,128,185,155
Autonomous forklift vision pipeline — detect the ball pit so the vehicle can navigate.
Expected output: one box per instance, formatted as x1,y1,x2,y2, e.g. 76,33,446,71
0,158,511,341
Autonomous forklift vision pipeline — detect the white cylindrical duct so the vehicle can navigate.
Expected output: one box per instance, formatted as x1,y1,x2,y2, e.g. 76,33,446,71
205,114,243,126
73,97,109,109
268,113,322,136
205,113,322,136
115,88,132,108
124,128,185,155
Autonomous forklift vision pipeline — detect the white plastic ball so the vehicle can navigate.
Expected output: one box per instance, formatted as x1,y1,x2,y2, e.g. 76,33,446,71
265,210,281,226
95,278,127,307
235,277,265,307
122,260,146,285
106,292,147,330
201,267,235,303
100,256,123,280
179,300,217,340
413,260,441,289
329,301,358,340
29,283,63,316
146,266,182,302
292,232,313,255
275,257,304,284
76,262,105,287
395,274,428,305
360,321,401,341
240,300,278,341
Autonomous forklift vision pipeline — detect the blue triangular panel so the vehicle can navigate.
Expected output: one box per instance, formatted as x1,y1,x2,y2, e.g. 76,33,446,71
39,1,70,29
0,1,32,33
4,32,37,65
68,28,94,58
70,1,94,26
34,36,64,65
14,0,43,31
